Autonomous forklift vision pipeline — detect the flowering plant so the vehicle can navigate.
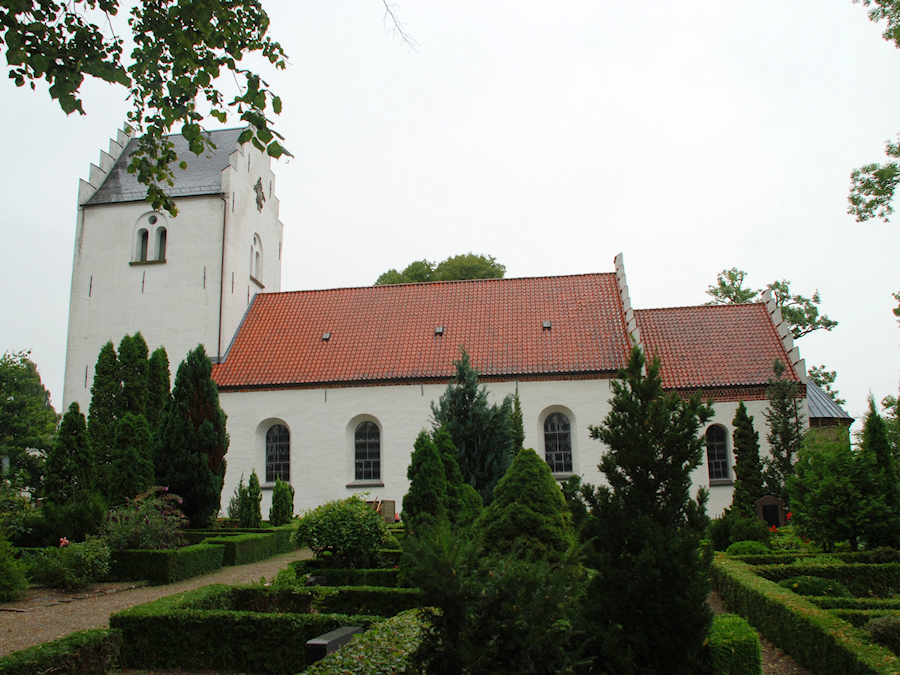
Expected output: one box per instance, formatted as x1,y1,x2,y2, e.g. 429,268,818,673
101,486,188,551
59,537,69,547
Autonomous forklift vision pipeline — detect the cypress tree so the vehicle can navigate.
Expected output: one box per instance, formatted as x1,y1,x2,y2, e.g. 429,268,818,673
583,345,714,675
44,402,94,505
402,430,448,535
268,478,295,525
88,341,120,473
154,345,229,528
431,348,515,505
146,347,171,433
731,401,765,511
108,413,155,506
763,360,806,505
476,448,575,563
858,396,900,548
433,425,482,528
118,333,149,417
243,469,263,528
509,390,525,453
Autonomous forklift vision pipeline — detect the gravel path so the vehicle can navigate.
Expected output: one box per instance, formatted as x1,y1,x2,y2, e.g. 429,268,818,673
0,548,311,658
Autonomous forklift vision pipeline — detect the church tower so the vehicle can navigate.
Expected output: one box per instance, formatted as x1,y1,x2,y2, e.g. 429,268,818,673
62,127,284,412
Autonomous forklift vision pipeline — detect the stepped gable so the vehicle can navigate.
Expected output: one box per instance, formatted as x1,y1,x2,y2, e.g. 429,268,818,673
634,303,798,390
84,127,246,205
212,273,631,389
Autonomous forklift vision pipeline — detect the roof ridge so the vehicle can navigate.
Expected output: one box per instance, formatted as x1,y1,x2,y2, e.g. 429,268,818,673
635,301,766,312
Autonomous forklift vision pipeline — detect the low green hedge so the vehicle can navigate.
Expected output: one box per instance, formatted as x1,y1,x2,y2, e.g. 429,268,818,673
183,524,296,554
732,552,892,566
0,629,121,675
109,585,384,675
713,555,900,675
306,609,426,674
186,584,423,618
811,598,900,611
294,549,401,572
755,563,900,599
203,532,277,566
832,610,900,629
708,614,762,675
288,561,399,588
108,543,224,584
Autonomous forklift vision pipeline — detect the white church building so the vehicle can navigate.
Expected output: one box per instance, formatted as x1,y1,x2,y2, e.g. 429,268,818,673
63,128,809,519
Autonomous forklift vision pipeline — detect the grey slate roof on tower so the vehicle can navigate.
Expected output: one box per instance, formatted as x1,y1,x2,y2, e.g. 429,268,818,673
84,128,246,206
806,380,854,423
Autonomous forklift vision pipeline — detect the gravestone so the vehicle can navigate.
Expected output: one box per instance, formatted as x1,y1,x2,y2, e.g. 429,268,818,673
754,494,785,529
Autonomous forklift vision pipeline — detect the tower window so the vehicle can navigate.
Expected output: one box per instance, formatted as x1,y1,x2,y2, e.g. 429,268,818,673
157,228,167,261
138,229,149,262
250,234,263,283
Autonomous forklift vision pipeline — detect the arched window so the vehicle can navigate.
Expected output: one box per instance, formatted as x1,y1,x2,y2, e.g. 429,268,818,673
355,421,380,480
250,234,263,282
706,426,729,482
157,228,167,261
544,412,572,473
138,229,149,261
266,424,290,483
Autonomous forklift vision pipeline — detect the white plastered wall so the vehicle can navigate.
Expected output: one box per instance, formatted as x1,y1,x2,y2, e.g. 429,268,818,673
218,377,779,519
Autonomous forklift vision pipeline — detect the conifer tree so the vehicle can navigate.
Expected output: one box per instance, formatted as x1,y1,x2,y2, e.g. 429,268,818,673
763,360,806,505
731,401,765,511
583,345,714,675
88,341,120,472
146,347,171,433
431,348,515,505
509,390,525,453
268,478,295,526
154,345,229,527
108,413,154,506
402,430,448,535
858,396,900,548
44,402,94,505
476,448,575,563
433,426,483,528
242,469,263,528
118,333,149,417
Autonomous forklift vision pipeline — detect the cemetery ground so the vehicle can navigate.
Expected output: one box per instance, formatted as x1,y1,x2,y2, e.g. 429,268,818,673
0,547,813,675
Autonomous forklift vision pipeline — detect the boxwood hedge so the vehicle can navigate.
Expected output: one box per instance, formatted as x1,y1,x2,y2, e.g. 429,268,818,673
0,629,121,675
107,542,224,584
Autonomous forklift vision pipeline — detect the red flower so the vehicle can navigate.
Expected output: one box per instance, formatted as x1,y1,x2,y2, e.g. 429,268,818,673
769,525,778,532
786,512,793,520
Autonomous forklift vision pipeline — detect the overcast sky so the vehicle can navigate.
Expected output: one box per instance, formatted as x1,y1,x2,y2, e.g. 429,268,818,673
1,0,898,426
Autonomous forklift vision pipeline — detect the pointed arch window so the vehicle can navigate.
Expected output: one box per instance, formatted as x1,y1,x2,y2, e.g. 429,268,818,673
544,412,572,473
266,424,290,483
706,425,730,482
355,421,380,480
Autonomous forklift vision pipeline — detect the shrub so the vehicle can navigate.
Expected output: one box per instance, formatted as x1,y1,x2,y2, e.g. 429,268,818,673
870,547,900,564
0,628,122,675
42,490,108,543
268,478,294,526
25,537,111,591
726,540,770,556
241,470,263,528
709,508,770,552
0,537,28,601
402,430,448,535
865,616,900,656
475,447,575,563
101,486,187,552
777,575,853,598
306,609,427,674
708,614,762,675
295,495,388,568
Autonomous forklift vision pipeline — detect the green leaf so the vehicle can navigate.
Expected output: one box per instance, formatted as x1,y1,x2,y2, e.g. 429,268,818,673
237,129,253,145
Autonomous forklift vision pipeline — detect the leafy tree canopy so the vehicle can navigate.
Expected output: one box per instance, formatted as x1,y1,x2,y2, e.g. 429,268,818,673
375,253,506,285
0,350,57,489
848,1,900,222
1,0,287,215
808,365,846,406
705,268,838,339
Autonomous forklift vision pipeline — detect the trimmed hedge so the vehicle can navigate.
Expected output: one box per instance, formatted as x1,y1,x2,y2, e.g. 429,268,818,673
0,629,121,675
203,532,277,566
294,549,401,571
183,524,296,554
109,585,384,675
708,614,762,675
107,543,224,584
755,563,900,599
288,561,400,588
832,610,900,629
306,609,426,674
713,555,900,675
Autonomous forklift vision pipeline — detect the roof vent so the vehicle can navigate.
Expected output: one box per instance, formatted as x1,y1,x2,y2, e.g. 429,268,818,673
435,326,444,335
322,332,331,341
542,320,552,330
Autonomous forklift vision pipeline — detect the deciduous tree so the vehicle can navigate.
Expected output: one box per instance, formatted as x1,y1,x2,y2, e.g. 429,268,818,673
375,253,506,285
153,345,229,527
583,345,713,675
808,365,846,406
0,350,57,491
1,0,287,215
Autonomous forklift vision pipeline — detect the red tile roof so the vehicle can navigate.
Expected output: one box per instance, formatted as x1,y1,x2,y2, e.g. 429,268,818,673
213,273,632,388
634,303,799,390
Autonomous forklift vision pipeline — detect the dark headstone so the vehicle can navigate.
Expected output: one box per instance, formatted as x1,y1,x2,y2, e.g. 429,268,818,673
306,626,365,665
